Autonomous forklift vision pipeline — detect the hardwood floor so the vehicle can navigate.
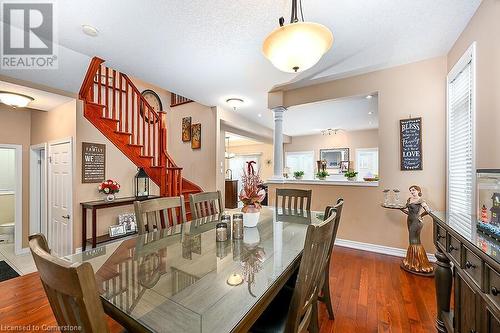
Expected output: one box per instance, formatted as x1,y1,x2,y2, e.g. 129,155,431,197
0,246,436,333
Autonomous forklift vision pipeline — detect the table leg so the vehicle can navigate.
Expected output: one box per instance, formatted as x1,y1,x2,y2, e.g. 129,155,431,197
82,208,87,251
434,248,452,333
92,208,97,249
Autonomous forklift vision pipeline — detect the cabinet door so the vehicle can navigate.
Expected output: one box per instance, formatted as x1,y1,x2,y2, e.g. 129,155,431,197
455,271,478,333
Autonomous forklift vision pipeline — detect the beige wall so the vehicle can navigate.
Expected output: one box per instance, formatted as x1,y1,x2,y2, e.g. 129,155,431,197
226,143,274,181
0,106,31,247
30,100,77,145
278,57,447,252
447,0,500,168
285,129,378,173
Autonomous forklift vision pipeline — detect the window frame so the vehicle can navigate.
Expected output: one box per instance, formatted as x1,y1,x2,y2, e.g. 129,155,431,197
355,147,379,177
446,42,476,215
285,150,315,179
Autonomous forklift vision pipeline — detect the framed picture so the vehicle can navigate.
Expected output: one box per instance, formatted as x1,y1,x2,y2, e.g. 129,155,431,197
182,117,192,142
191,123,201,149
320,148,349,171
109,224,126,238
340,160,350,173
118,213,137,232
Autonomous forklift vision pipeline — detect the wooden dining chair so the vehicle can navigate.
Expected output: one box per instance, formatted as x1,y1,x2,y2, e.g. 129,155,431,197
251,211,337,333
276,188,312,211
134,196,187,234
189,190,223,219
28,233,109,333
319,198,344,320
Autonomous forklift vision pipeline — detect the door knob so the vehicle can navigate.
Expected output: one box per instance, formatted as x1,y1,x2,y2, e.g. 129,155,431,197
62,215,71,219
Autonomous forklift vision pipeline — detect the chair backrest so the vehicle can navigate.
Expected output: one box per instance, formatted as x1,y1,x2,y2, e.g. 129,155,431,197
323,198,344,257
189,191,223,219
276,188,312,211
28,234,109,333
134,196,187,234
286,212,336,333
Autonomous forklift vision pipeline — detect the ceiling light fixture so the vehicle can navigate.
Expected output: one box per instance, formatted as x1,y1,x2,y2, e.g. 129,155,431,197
82,24,99,37
225,136,236,159
366,95,373,99
226,98,244,110
321,128,340,136
258,113,262,118
368,111,373,115
0,91,34,108
262,0,333,73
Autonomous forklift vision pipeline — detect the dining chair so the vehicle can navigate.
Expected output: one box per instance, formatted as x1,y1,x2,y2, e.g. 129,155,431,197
134,196,187,234
28,233,110,333
189,190,223,219
251,211,337,333
275,188,312,211
319,198,344,320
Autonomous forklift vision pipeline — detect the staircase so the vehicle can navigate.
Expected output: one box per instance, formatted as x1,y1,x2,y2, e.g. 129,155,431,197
78,57,203,202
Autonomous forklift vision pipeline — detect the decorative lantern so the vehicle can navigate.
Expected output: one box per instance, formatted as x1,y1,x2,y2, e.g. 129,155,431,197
135,168,150,198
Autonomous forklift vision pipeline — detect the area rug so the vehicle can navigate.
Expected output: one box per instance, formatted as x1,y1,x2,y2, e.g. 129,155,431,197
0,260,20,282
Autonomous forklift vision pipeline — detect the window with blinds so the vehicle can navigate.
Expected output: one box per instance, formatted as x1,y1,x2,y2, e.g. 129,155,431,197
447,44,475,219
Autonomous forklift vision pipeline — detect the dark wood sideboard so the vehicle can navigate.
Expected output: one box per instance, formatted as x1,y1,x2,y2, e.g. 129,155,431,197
432,211,500,333
225,179,238,209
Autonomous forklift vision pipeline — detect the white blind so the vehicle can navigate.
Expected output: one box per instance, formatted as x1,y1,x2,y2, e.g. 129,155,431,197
448,58,473,215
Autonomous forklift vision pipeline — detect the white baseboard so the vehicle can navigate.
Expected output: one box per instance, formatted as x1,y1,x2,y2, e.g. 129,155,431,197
335,238,436,263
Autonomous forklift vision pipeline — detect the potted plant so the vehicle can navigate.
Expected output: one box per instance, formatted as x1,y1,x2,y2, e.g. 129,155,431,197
344,171,358,181
293,171,305,180
316,170,329,180
98,179,120,202
239,161,266,227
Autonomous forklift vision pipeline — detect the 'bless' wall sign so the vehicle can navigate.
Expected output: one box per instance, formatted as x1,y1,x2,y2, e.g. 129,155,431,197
399,117,422,171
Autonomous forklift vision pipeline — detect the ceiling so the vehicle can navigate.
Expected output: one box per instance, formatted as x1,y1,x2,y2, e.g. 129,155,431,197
0,81,74,111
285,94,378,136
0,0,481,128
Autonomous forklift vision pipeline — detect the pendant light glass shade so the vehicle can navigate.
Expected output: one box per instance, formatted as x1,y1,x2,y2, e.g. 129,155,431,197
263,22,333,73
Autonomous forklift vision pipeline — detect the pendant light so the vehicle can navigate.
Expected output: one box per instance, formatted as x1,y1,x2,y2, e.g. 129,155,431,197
225,136,236,159
0,91,34,108
262,0,333,73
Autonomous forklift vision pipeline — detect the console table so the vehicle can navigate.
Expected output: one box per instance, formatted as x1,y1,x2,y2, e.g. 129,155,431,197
431,211,500,333
81,196,159,251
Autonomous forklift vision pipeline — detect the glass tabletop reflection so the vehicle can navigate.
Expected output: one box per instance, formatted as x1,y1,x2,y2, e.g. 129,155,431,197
66,207,324,333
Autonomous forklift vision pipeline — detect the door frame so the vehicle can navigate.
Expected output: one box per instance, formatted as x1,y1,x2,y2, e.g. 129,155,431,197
30,143,48,237
47,137,74,255
0,144,23,255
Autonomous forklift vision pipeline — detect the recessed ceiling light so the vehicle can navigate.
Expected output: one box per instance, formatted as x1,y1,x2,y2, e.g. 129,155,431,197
258,113,262,117
226,98,244,110
82,24,99,37
0,91,34,108
366,95,373,99
368,111,373,115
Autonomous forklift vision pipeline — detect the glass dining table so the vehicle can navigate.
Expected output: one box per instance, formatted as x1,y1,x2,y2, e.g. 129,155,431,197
66,207,325,333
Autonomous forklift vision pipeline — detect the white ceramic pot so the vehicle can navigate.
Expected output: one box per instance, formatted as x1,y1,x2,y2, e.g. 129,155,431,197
106,194,116,202
243,226,260,247
243,211,260,228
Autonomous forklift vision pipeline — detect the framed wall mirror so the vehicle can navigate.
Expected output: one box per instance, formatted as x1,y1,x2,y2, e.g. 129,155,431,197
320,148,349,172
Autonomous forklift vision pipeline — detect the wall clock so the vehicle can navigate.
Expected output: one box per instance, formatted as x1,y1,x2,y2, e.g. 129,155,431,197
141,89,162,124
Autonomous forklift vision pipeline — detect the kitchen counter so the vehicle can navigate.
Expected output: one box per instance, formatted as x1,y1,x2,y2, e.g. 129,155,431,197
265,178,379,187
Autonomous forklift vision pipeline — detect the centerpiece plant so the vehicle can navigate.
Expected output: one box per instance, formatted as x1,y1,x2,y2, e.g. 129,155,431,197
239,161,266,227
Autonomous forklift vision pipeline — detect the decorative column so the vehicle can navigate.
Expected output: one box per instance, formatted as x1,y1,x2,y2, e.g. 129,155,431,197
272,107,286,180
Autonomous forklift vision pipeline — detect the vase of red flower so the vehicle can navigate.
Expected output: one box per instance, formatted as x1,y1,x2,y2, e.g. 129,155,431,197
239,161,266,227
98,179,120,202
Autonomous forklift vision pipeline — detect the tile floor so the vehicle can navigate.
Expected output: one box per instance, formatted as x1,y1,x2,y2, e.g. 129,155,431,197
0,242,37,276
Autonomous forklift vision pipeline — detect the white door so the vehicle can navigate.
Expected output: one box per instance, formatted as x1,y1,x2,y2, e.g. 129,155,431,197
48,141,73,256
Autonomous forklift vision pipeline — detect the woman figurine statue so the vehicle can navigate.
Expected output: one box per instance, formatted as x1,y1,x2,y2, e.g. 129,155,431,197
400,185,434,276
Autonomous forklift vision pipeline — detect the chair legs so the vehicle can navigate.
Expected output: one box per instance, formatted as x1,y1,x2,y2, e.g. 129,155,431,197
309,300,320,333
